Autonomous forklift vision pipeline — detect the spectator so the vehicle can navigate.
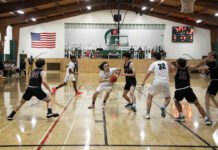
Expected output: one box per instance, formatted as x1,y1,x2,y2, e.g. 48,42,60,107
20,60,26,76
129,46,134,59
138,46,144,59
28,56,34,74
0,61,4,78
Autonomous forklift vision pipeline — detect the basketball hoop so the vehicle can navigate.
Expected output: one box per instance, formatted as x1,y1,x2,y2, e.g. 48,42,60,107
180,0,195,13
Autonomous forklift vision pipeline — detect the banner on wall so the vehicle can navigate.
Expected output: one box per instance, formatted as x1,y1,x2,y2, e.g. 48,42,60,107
31,32,56,48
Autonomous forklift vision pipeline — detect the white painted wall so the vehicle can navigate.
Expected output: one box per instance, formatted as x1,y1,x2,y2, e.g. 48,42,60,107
4,26,12,55
18,10,211,59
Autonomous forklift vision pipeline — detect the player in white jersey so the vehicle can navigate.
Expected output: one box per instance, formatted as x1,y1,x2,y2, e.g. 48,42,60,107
142,52,173,119
52,56,82,96
88,61,121,109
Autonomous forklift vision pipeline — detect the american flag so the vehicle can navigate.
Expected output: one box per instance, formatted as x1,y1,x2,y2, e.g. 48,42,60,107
31,32,56,48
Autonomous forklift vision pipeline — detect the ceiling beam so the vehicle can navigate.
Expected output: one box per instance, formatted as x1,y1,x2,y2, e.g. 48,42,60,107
0,0,105,25
11,5,216,30
0,0,64,14
133,1,218,26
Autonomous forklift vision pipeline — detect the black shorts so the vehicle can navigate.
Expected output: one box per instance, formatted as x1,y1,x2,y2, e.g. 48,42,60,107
207,80,218,96
22,87,48,101
124,80,137,91
174,87,197,103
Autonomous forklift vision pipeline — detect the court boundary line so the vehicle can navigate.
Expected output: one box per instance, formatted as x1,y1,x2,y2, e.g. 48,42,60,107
136,88,216,150
103,109,108,146
0,144,217,148
36,97,73,150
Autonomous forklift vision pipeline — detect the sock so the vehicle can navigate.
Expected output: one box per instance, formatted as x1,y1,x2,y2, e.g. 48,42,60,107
132,104,136,106
146,109,150,115
162,104,168,108
103,100,106,103
179,112,183,117
204,116,209,120
9,111,16,117
92,102,95,105
48,108,52,114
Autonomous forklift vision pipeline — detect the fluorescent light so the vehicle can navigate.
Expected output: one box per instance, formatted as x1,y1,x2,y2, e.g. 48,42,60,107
141,6,147,11
196,19,202,23
87,6,91,10
215,13,218,17
17,10,24,14
150,0,155,2
31,18,37,21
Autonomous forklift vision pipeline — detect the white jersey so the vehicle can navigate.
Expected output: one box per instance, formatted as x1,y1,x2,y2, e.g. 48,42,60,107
148,60,169,83
99,68,117,86
66,61,75,74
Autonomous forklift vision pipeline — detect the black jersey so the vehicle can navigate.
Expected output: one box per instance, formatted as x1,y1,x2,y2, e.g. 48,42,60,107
175,67,190,89
124,62,136,83
206,61,218,80
29,69,43,87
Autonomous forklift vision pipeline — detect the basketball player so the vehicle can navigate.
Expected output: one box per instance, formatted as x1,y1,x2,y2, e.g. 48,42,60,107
169,57,211,124
121,53,137,112
88,62,121,109
52,56,82,95
200,52,218,125
7,59,59,120
142,52,172,119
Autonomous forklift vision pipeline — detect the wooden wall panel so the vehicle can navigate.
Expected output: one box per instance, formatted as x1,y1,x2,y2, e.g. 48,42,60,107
25,58,203,74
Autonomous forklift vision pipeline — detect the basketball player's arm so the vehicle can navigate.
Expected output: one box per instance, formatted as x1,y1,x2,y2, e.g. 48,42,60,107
99,76,110,83
189,55,211,71
115,68,121,77
168,61,177,72
41,71,53,95
141,71,152,86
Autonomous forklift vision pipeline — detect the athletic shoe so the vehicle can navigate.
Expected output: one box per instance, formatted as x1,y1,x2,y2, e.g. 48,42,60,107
88,104,95,109
102,103,106,109
52,87,56,94
125,102,133,108
76,91,83,96
130,105,137,112
175,116,185,122
144,114,150,119
160,107,166,118
205,118,212,125
46,113,59,118
7,115,13,121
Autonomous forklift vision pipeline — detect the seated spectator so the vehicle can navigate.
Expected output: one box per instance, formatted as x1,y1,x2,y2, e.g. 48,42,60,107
129,46,135,59
93,51,101,59
0,61,4,78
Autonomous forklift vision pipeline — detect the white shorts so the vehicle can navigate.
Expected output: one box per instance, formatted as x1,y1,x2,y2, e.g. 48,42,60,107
64,73,76,83
96,85,113,92
148,81,170,97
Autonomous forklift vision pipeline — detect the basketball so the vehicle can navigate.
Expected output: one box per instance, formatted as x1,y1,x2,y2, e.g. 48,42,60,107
109,75,117,83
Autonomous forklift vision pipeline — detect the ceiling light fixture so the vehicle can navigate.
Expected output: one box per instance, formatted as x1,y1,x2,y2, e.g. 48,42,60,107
87,6,91,10
150,0,155,2
196,19,202,23
31,18,37,22
141,6,147,11
215,13,218,17
17,10,24,14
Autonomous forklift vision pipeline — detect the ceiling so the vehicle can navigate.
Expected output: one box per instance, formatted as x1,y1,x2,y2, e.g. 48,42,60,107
0,0,218,29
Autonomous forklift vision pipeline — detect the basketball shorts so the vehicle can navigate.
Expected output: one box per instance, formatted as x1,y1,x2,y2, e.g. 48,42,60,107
148,81,170,97
64,73,76,83
174,87,197,103
124,80,136,91
207,80,218,96
22,87,48,101
96,85,113,92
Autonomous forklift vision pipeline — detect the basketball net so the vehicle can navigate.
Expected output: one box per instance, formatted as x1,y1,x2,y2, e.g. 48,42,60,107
180,0,195,13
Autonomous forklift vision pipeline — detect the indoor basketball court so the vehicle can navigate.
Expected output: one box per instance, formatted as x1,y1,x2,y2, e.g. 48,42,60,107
0,0,217,150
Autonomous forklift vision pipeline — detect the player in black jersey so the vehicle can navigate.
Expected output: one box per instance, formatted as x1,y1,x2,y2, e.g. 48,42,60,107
169,56,211,124
7,59,59,120
121,53,137,112
200,52,218,125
